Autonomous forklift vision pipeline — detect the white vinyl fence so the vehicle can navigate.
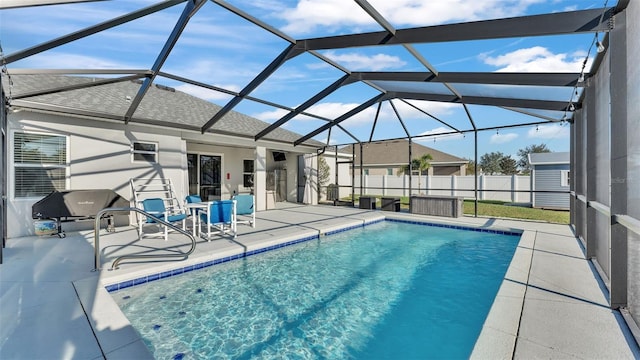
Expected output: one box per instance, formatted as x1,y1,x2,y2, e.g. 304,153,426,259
352,175,531,203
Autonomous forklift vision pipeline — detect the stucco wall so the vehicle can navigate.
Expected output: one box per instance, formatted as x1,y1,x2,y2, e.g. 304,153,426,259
186,143,255,199
8,111,319,237
9,111,186,238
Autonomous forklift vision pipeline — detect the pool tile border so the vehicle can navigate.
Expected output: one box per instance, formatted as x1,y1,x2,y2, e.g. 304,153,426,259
105,218,521,292
105,234,319,292
385,218,523,236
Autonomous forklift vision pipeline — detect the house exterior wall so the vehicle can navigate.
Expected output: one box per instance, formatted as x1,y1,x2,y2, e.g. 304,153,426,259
8,111,318,238
432,165,465,176
532,164,570,210
8,111,186,238
186,143,255,198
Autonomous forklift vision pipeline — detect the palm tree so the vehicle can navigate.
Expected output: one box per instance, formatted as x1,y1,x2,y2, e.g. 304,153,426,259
399,153,433,193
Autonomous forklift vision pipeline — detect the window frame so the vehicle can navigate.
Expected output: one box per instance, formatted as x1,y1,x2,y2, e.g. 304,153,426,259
131,141,158,163
242,159,254,188
560,170,570,187
12,130,69,200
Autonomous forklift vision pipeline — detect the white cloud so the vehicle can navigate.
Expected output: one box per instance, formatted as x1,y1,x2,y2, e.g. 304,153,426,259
481,46,591,72
253,100,459,129
415,126,464,142
527,124,569,139
251,108,290,122
395,100,458,118
316,137,339,145
309,102,380,126
279,0,544,35
490,132,518,144
279,0,372,34
16,52,129,69
174,84,238,102
323,51,406,71
163,59,258,87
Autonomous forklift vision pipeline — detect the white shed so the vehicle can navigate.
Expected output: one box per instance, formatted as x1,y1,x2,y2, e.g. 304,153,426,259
528,152,570,210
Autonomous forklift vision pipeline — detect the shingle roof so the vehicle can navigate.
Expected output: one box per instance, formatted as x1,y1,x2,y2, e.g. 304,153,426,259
5,74,322,147
339,139,466,165
528,152,570,165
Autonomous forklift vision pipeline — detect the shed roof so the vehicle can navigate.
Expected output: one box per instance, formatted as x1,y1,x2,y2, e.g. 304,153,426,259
528,152,570,165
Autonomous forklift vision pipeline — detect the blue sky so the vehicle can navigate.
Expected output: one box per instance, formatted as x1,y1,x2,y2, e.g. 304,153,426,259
0,0,607,161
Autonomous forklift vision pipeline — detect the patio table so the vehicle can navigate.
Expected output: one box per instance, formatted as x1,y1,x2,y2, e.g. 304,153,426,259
185,202,208,237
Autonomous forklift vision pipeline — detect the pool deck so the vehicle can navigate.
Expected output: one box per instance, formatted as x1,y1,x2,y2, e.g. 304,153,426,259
1,203,638,359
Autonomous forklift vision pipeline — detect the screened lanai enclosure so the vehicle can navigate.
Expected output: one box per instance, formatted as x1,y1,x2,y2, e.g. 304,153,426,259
1,0,639,341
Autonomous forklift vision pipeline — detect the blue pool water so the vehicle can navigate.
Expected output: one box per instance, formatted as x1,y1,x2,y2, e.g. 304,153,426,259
113,221,520,359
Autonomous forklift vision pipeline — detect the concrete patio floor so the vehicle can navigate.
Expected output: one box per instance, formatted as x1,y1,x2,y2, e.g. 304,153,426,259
1,204,638,359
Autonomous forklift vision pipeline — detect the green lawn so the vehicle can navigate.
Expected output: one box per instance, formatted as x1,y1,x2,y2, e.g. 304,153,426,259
347,195,569,224
462,200,569,224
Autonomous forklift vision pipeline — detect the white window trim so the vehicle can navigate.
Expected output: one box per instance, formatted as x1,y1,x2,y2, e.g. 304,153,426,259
242,158,254,189
560,170,570,187
11,130,70,201
131,141,158,163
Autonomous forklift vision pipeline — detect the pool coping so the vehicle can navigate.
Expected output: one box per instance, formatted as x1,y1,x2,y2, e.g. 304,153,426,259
75,214,528,359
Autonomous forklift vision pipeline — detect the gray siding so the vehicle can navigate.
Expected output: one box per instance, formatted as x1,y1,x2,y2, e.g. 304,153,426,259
533,164,570,210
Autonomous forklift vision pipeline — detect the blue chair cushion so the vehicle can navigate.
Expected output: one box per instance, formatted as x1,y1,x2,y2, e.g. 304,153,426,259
201,200,233,224
234,195,253,215
185,195,202,203
143,198,166,223
143,198,186,223
185,194,204,215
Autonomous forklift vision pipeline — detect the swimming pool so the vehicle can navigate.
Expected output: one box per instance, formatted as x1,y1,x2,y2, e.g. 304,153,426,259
112,221,520,359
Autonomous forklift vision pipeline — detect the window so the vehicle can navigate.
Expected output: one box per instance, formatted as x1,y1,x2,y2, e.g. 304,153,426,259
387,168,393,175
132,141,157,162
243,159,254,188
561,170,570,187
364,169,369,175
13,132,68,198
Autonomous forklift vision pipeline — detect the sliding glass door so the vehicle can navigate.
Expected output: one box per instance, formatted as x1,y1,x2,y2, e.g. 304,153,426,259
187,153,221,201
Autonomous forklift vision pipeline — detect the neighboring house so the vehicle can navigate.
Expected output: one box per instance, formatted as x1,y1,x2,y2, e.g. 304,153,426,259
340,139,467,176
6,74,321,238
528,152,570,210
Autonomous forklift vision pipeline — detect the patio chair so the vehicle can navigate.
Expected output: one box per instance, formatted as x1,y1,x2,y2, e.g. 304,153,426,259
200,200,237,240
185,194,202,204
232,194,255,228
140,198,187,241
185,195,204,214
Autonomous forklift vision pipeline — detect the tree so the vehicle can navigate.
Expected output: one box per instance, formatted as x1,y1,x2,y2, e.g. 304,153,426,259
317,156,331,196
479,151,505,175
399,153,433,193
517,143,550,174
499,156,519,175
465,159,477,175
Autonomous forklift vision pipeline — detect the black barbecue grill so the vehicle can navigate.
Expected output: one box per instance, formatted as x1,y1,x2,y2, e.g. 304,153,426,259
32,189,129,237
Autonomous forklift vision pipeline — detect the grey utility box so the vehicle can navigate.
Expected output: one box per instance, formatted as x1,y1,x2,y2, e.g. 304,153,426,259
381,197,401,212
359,196,377,210
410,195,464,218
